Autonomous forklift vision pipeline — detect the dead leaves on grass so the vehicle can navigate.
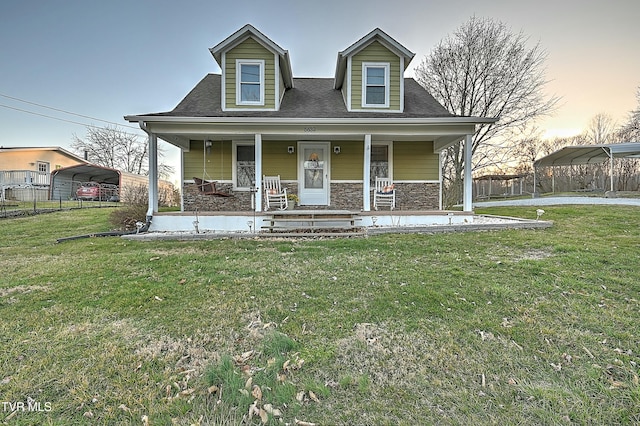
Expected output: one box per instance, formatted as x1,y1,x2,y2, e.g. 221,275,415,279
234,350,312,423
247,400,285,424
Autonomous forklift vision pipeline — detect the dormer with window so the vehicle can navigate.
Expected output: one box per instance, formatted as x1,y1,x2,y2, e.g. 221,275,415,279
210,24,293,111
334,28,415,113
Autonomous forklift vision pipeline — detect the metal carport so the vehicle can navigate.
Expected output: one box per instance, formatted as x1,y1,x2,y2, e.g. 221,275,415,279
50,164,121,201
533,142,640,193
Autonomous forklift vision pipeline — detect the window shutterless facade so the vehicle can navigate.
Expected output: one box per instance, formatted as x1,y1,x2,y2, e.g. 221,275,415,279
236,60,265,105
362,63,390,108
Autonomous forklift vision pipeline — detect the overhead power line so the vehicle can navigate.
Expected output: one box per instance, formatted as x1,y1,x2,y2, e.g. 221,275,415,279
0,103,145,138
0,92,140,130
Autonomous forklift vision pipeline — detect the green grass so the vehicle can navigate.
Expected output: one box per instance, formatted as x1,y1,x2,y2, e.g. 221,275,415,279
1,206,639,424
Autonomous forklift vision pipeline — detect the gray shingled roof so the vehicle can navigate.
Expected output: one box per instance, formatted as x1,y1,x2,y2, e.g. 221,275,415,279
145,74,453,119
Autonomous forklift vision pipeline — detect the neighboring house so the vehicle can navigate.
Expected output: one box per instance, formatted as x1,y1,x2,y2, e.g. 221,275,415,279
0,146,88,201
0,146,175,205
125,24,494,232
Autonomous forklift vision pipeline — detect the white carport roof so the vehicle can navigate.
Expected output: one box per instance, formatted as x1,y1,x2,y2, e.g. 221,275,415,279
534,142,640,167
533,142,640,192
51,163,121,185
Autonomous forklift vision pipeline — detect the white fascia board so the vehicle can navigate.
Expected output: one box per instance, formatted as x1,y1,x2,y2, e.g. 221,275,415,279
125,116,496,126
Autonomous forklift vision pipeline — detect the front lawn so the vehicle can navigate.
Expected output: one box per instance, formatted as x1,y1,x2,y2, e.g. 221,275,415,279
0,206,638,424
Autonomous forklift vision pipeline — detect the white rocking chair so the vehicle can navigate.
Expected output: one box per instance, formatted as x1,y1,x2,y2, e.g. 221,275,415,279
373,177,396,210
263,175,288,211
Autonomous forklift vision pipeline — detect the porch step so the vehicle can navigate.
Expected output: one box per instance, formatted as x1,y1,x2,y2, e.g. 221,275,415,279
261,210,362,235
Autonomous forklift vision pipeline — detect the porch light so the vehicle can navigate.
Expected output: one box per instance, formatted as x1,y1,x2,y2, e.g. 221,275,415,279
205,140,212,154
288,146,295,154
333,146,341,154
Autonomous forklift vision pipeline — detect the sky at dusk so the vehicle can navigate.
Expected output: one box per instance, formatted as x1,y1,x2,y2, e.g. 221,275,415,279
1,0,639,171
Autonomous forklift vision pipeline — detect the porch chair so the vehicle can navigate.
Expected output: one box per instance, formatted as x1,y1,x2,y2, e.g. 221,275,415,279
193,177,232,197
263,175,288,210
373,177,396,210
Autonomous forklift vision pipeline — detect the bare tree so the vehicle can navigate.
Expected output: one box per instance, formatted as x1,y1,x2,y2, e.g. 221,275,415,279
72,125,173,179
511,128,553,174
586,113,616,145
619,86,640,139
415,16,559,205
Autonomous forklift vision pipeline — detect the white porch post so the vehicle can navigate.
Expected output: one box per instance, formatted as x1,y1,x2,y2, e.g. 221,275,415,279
179,147,185,212
147,133,159,220
439,152,443,210
363,134,372,211
463,134,473,212
254,134,263,212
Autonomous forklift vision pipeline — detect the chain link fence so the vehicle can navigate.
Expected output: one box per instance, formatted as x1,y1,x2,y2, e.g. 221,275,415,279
0,198,120,219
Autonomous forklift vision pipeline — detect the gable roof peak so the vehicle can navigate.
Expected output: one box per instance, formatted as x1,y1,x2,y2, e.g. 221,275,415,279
209,24,284,63
209,24,293,89
338,27,415,60
334,27,415,89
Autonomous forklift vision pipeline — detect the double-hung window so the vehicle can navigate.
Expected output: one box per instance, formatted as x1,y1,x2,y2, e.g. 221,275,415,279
236,60,264,105
362,63,390,108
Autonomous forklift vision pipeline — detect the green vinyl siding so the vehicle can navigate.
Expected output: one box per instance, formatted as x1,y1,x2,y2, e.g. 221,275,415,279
331,142,363,180
262,142,297,180
225,38,276,109
184,141,438,183
183,140,232,181
351,41,401,110
393,141,439,181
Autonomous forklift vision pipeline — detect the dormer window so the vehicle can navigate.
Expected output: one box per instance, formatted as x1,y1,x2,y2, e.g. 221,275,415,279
237,60,265,105
362,63,390,108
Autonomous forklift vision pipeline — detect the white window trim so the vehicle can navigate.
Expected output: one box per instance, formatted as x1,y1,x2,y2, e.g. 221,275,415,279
36,161,50,174
362,62,390,108
236,59,265,106
232,140,256,191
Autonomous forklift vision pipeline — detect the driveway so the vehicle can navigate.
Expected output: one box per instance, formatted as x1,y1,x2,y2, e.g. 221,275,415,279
474,196,640,208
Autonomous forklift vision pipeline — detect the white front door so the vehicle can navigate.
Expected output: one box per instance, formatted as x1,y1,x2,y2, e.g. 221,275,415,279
298,142,330,206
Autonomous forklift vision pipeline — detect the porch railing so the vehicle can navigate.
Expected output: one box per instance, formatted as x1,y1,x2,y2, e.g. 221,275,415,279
0,170,50,187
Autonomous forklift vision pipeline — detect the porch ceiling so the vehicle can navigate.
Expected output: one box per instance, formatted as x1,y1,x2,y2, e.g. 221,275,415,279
127,116,488,153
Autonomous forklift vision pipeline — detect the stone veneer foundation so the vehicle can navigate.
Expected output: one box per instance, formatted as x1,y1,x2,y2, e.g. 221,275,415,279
183,181,440,211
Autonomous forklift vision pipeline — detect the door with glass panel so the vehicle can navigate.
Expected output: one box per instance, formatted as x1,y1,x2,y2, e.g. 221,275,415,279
298,142,329,206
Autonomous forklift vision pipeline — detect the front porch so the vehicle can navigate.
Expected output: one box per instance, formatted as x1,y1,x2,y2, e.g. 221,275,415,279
148,209,474,233
128,123,486,231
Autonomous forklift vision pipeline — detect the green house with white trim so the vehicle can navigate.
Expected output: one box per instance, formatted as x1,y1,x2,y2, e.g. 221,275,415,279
125,24,494,232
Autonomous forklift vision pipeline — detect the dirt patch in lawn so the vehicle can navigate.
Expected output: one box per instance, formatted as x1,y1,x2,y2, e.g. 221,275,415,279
517,248,553,261
0,285,50,297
